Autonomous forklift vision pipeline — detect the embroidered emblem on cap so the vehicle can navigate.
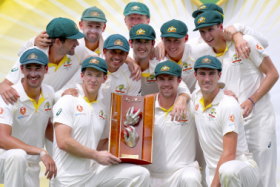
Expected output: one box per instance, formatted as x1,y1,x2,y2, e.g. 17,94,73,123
197,17,206,24
91,11,99,17
167,26,176,32
90,59,99,64
131,5,140,10
114,39,123,46
202,57,211,63
28,53,38,60
199,5,207,10
160,65,170,71
136,28,146,35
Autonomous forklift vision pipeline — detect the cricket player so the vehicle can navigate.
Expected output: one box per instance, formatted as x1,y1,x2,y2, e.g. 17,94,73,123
0,17,84,103
52,56,150,186
145,60,202,187
192,55,260,187
193,11,279,187
129,23,191,120
0,48,56,187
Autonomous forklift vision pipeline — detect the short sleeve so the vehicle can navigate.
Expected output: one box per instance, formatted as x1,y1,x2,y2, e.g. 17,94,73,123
0,98,13,126
52,95,75,128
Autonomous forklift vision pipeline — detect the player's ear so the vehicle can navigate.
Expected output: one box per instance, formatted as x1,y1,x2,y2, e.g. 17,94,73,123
184,34,189,42
79,21,83,29
102,23,106,32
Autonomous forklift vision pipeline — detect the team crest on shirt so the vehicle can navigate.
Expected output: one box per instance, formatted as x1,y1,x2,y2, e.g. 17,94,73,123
17,107,28,119
44,102,52,111
63,58,72,68
115,84,126,93
195,104,199,111
182,62,193,72
0,107,3,114
167,26,176,33
76,105,83,112
208,108,216,118
256,44,264,53
11,67,19,72
98,110,106,120
232,54,242,65
177,113,189,123
229,114,235,122
146,74,156,83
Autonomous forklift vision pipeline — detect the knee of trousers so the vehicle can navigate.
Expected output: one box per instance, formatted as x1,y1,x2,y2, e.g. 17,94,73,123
5,149,28,166
135,166,150,179
219,161,240,180
180,171,202,186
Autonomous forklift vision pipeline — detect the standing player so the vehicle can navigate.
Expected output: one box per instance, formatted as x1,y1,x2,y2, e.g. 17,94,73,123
192,55,260,187
193,11,279,187
52,56,150,186
0,48,56,187
146,60,202,187
0,17,84,103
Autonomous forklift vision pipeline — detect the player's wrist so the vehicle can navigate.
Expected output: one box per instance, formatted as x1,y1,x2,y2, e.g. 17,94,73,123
248,97,255,106
40,150,48,158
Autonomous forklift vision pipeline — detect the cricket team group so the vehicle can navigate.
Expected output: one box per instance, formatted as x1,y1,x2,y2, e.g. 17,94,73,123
0,1,278,187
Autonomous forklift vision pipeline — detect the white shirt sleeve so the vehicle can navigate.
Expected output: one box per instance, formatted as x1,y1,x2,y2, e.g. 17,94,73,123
221,97,242,136
0,98,13,126
127,79,141,96
5,60,22,84
52,95,75,128
17,37,36,56
233,23,268,48
244,35,268,67
178,80,191,95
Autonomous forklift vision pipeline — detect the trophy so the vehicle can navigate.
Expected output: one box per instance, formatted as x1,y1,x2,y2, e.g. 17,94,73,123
108,93,154,165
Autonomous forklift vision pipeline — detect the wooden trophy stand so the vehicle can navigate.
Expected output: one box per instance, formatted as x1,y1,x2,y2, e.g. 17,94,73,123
108,93,154,165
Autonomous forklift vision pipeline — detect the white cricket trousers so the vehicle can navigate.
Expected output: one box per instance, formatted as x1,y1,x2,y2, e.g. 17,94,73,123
52,163,150,187
150,161,202,187
209,158,260,187
0,149,40,187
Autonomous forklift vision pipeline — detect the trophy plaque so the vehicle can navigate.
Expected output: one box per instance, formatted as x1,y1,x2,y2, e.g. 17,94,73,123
108,93,155,165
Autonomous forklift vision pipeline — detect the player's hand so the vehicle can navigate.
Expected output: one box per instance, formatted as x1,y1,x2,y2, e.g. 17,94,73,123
233,33,250,59
241,99,254,118
95,151,121,165
171,94,188,121
127,60,141,80
223,89,238,101
0,82,19,105
154,41,165,61
62,88,78,97
40,152,57,179
35,31,52,48
223,25,237,41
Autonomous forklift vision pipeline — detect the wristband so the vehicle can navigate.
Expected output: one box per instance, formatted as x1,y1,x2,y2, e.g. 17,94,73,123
40,150,48,158
248,97,255,106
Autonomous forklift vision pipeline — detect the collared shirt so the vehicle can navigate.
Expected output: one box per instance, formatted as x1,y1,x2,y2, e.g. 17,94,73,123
0,81,54,162
52,83,108,186
146,94,197,175
6,47,82,91
192,89,249,171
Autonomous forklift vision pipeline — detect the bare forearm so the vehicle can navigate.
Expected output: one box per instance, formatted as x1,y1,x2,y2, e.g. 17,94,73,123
58,137,97,159
0,136,42,155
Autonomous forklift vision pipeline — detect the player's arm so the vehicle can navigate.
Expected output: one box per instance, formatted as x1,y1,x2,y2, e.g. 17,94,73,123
97,138,108,151
0,123,56,179
45,119,54,142
0,79,19,105
54,123,120,165
125,56,141,80
211,132,237,187
241,56,279,117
